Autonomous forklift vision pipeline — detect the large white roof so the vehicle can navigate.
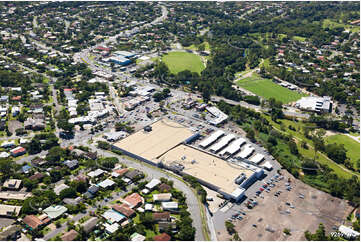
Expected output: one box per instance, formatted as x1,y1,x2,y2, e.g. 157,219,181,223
249,153,265,164
210,134,236,153
236,144,255,159
219,138,246,156
199,130,224,148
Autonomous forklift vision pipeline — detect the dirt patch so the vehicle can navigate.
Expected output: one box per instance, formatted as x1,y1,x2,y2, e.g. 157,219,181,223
217,169,354,241
8,120,23,134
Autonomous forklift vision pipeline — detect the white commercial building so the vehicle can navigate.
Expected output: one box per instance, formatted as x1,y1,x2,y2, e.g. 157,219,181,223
230,187,246,202
206,106,228,126
103,131,128,142
199,130,224,148
236,144,255,159
219,138,246,156
210,134,236,153
249,154,265,165
295,96,332,113
262,161,273,171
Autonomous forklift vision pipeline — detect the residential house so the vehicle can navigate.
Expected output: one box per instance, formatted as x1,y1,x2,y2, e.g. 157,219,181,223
1,141,15,148
102,209,126,224
0,205,22,217
24,117,45,130
75,174,88,183
63,197,83,206
98,179,116,189
29,173,44,181
153,193,172,202
43,205,68,219
145,178,161,191
82,217,99,233
124,169,143,180
122,193,144,209
85,151,98,160
104,222,120,234
130,232,146,241
161,202,178,211
158,183,171,193
22,214,50,230
54,183,69,195
61,229,79,241
21,164,31,174
31,157,47,166
87,168,105,178
84,185,99,199
0,225,21,241
111,168,129,178
3,179,22,190
0,152,9,158
153,233,171,241
10,147,26,157
0,191,32,200
145,203,153,211
152,212,170,222
112,203,135,218
158,221,176,233
0,96,8,102
64,159,78,169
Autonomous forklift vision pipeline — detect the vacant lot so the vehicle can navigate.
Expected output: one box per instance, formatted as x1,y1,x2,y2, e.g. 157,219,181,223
162,51,205,74
217,169,354,241
237,73,307,104
326,134,360,169
8,120,23,134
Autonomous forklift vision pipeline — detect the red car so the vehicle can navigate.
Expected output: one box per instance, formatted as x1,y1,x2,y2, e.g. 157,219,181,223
259,188,264,191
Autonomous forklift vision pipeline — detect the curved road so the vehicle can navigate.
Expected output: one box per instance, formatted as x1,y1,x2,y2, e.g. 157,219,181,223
91,145,206,241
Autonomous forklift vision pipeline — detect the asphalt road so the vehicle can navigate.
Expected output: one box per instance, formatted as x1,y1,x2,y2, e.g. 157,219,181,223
211,95,310,119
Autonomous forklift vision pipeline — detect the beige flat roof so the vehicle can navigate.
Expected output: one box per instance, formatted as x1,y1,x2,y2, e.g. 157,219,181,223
160,145,254,194
113,119,194,162
0,205,21,216
0,191,32,200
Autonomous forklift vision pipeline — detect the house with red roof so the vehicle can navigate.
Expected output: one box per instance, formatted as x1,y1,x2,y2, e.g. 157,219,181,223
112,203,135,218
153,233,171,241
10,147,26,157
22,214,50,230
122,193,144,209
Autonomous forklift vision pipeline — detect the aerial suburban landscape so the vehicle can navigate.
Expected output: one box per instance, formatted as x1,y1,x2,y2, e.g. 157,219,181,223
0,1,360,241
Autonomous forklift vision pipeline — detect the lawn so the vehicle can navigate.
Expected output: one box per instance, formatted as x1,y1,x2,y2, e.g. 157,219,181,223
184,41,210,52
261,58,271,69
293,36,307,42
237,73,307,103
325,134,360,168
145,229,157,239
322,19,360,33
161,51,205,74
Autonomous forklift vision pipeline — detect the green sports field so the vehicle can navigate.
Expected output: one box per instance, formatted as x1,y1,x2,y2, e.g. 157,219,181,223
237,73,307,103
326,134,360,168
161,51,205,74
